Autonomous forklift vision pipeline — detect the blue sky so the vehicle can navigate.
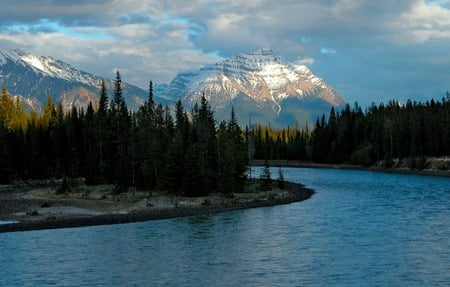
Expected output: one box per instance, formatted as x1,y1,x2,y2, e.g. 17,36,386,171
1,0,450,106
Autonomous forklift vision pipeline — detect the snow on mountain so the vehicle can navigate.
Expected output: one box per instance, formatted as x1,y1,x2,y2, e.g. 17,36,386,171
1,49,103,86
0,49,151,112
161,48,345,127
0,48,345,127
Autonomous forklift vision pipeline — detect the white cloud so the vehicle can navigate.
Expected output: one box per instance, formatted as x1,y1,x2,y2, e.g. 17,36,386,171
1,0,450,104
295,57,315,66
396,1,450,43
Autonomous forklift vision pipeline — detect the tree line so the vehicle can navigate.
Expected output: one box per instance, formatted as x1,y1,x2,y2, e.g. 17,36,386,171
0,71,248,196
250,96,449,167
1,71,449,190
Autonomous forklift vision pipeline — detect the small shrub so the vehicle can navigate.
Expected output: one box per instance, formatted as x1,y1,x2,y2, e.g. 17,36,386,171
57,177,70,194
408,156,428,170
277,167,286,189
417,156,428,170
438,161,448,171
350,145,374,166
259,160,272,191
383,157,394,168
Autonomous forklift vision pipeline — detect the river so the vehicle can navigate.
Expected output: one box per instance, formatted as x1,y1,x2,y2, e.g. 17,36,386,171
0,167,449,286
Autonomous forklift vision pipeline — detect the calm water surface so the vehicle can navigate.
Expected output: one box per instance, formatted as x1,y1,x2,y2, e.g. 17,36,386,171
0,168,449,286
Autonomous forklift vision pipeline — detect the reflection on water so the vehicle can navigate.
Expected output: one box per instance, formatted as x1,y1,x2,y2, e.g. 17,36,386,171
0,168,449,286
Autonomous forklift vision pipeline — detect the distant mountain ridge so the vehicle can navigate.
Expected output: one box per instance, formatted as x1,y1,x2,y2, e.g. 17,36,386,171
0,48,345,127
0,49,153,112
160,48,345,127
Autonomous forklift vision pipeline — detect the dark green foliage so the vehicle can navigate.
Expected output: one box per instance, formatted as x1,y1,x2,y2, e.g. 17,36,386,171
57,177,70,194
216,108,248,194
350,145,375,166
1,73,448,188
259,160,272,191
0,123,13,183
0,75,250,193
408,156,428,170
277,167,285,189
251,96,449,168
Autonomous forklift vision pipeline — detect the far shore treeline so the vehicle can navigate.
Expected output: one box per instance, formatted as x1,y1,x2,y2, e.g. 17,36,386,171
1,71,449,191
250,95,449,167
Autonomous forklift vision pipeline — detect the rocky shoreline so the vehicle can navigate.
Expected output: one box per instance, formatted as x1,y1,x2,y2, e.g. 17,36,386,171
0,182,314,233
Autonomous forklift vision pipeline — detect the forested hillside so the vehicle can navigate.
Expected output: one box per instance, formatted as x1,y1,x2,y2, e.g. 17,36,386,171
0,72,248,196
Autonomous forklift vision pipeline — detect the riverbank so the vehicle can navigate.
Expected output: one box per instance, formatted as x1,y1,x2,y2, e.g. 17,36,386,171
253,157,450,178
0,181,314,233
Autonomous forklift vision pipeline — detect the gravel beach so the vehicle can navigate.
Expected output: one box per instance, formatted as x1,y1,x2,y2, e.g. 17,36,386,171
0,181,314,233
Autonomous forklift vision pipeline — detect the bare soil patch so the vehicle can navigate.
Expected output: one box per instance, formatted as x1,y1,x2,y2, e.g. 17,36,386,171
0,181,314,233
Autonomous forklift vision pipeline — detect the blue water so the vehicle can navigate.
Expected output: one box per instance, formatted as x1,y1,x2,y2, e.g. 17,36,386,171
0,168,449,286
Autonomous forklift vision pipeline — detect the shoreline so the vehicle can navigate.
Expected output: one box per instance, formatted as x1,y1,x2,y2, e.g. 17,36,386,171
0,182,313,233
252,160,450,178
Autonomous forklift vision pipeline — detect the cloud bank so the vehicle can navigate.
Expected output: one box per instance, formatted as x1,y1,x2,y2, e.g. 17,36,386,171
1,0,450,105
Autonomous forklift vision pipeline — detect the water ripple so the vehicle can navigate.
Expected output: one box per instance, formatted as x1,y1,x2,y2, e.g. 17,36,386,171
0,168,449,286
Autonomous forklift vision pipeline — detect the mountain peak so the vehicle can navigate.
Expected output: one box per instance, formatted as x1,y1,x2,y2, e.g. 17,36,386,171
162,49,345,127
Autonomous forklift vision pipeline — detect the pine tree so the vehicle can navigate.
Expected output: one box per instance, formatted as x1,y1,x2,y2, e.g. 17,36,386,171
95,80,109,182
11,97,28,130
98,80,108,116
41,95,55,127
0,87,15,129
277,167,285,189
217,121,234,194
164,130,187,193
112,70,124,110
108,70,131,191
227,107,248,192
135,81,157,189
183,128,203,196
162,100,190,193
0,122,12,183
193,95,218,195
148,80,155,115
259,160,272,191
83,102,98,183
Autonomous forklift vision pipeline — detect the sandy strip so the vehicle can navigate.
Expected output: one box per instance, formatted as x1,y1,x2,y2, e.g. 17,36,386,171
0,183,314,233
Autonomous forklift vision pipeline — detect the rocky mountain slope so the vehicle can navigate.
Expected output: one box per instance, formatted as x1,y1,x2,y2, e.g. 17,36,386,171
1,48,345,127
160,48,345,127
0,49,152,112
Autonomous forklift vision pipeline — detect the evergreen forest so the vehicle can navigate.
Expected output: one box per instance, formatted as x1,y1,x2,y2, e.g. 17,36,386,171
250,97,449,167
0,72,248,196
1,71,449,192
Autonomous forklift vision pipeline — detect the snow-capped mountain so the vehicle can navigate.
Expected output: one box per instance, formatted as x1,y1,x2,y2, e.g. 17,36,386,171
161,48,345,127
0,49,151,111
1,48,345,127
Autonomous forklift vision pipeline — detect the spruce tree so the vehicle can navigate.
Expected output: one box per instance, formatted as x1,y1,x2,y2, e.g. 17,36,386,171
259,160,272,191
0,122,12,183
96,80,109,183
0,87,19,129
277,167,285,189
217,121,234,194
227,107,248,192
83,102,98,183
98,80,108,116
108,70,131,191
192,95,218,195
